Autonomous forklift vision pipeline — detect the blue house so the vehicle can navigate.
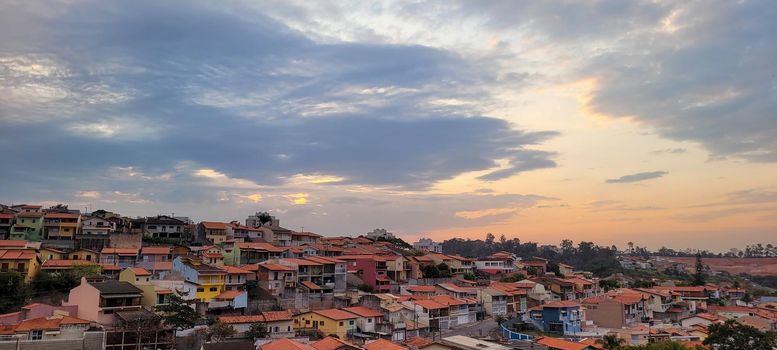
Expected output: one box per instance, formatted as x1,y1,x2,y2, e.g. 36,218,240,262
529,301,582,335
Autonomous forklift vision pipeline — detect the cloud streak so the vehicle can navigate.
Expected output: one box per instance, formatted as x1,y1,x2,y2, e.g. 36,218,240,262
605,171,668,184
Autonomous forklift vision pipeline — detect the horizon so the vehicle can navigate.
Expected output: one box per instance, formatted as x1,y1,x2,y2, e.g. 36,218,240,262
2,1,776,251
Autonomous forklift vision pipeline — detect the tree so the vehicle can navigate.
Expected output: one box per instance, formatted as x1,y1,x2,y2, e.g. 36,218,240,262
599,279,619,292
485,233,495,245
257,212,272,225
357,283,374,293
0,272,30,313
500,272,526,283
704,320,777,350
246,322,269,340
494,315,506,325
436,263,452,278
462,272,478,281
207,321,236,342
693,252,706,286
156,294,200,335
597,334,625,350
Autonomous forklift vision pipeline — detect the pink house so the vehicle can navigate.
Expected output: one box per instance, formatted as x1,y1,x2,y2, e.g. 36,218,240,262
0,303,79,325
338,255,392,293
66,277,143,326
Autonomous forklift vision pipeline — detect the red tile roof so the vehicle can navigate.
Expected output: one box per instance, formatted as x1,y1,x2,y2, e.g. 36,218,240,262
406,285,436,293
544,301,581,308
0,240,27,248
215,290,244,300
141,246,171,255
131,267,152,276
342,306,383,318
221,265,251,274
302,281,323,290
44,213,80,219
260,338,317,350
535,337,590,350
201,221,229,230
41,259,97,269
312,309,358,320
101,247,139,255
363,339,408,350
0,249,37,260
312,336,357,350
258,263,296,271
14,315,90,332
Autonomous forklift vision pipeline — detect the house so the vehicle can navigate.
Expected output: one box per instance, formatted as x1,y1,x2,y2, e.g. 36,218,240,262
311,336,361,350
43,212,81,242
257,338,316,350
304,256,347,292
341,306,384,334
291,231,322,246
0,249,40,281
279,258,330,294
218,310,294,339
382,255,408,283
403,285,437,296
40,259,100,274
77,216,114,251
529,301,582,335
0,302,80,326
256,262,297,297
558,263,575,276
489,282,530,316
70,249,100,262
38,247,66,262
413,238,442,253
132,215,187,240
534,336,596,350
172,256,226,303
222,265,251,291
4,314,93,342
0,213,14,239
11,211,44,241
100,247,138,268
363,338,408,350
475,252,515,275
296,309,359,339
338,255,392,293
521,257,548,274
478,288,508,316
66,277,144,326
679,313,723,328
228,242,285,265
226,222,263,241
209,289,248,310
199,221,229,244
403,299,451,332
582,292,646,328
435,283,476,299
118,268,173,307
137,246,172,274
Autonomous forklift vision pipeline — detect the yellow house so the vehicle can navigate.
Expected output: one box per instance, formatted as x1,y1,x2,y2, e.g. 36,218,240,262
38,247,66,262
119,267,173,307
69,249,99,262
0,249,41,282
296,309,358,339
172,256,226,302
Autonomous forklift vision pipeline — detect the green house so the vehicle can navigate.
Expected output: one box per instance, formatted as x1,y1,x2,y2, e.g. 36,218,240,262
10,212,44,241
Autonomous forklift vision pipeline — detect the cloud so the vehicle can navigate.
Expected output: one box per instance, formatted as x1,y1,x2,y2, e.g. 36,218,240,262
583,1,777,162
0,0,557,195
605,171,668,184
651,148,687,155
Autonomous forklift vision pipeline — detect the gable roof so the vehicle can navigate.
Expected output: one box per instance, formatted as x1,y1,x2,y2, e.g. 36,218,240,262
90,280,143,295
14,315,91,332
535,337,591,350
312,336,358,350
364,339,408,350
312,309,358,320
342,306,383,318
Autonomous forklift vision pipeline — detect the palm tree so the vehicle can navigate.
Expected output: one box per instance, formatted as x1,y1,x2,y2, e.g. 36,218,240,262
597,334,625,350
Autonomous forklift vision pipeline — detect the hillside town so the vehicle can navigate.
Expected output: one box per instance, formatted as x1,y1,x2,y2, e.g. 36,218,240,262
0,203,775,350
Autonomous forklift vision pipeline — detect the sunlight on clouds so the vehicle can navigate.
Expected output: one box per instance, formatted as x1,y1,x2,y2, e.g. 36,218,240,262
455,207,517,219
76,191,100,199
286,174,345,185
241,193,263,203
287,193,309,205
193,168,264,189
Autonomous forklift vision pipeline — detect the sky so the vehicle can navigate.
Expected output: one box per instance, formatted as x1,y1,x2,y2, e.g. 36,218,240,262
1,0,775,251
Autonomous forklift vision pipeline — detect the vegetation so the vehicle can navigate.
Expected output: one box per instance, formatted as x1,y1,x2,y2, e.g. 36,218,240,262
421,263,452,278
207,320,236,342
441,236,622,277
156,294,200,333
500,272,526,283
704,320,777,350
32,265,102,293
597,334,625,350
357,283,374,293
462,272,478,281
246,322,269,340
692,253,706,286
0,272,30,313
599,279,620,292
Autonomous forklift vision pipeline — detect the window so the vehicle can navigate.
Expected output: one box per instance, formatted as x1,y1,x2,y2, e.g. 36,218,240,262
86,255,91,261
73,255,78,259
319,321,324,326
32,219,36,224
197,288,204,292
30,330,43,340
349,320,354,325
17,263,25,271
273,326,279,332
209,287,218,292
305,320,310,325
1,263,8,271
339,322,343,326
287,326,291,332
368,318,372,323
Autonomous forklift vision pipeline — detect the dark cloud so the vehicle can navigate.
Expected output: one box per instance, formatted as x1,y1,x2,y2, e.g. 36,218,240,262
0,0,557,200
584,0,777,162
605,171,668,184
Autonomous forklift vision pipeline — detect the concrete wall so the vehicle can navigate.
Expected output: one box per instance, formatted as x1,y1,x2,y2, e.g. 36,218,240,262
0,331,104,350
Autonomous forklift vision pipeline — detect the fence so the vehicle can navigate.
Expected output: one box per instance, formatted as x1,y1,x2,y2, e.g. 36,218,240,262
500,317,534,341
